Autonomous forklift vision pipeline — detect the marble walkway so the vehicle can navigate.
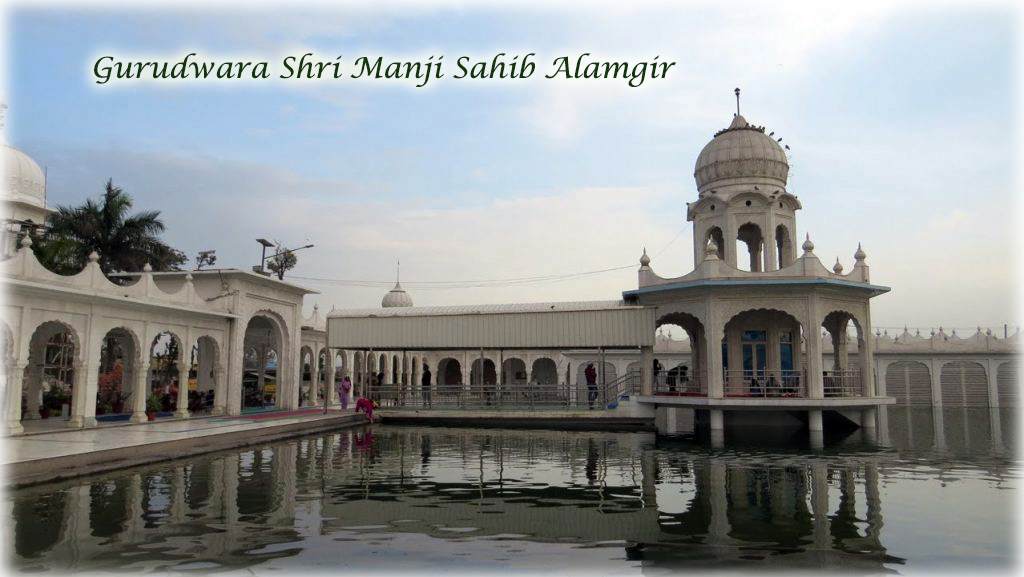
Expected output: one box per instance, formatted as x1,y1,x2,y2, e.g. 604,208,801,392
3,409,364,467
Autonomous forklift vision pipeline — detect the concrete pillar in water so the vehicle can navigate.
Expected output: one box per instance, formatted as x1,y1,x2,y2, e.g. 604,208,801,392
808,410,824,448
877,405,891,446
710,409,724,431
932,405,947,450
861,407,877,442
808,409,823,432
990,407,1004,453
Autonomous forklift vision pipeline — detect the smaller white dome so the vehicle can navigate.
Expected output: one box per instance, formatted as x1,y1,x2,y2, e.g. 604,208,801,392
4,145,47,208
382,281,413,308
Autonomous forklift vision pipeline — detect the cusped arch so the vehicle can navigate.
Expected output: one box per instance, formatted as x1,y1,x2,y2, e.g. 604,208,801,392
27,319,83,364
940,360,988,407
885,361,931,405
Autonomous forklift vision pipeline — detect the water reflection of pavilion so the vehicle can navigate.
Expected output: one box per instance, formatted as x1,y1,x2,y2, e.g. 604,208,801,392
8,413,1014,571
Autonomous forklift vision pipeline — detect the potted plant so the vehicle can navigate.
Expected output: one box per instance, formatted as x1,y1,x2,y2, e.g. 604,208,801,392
146,393,161,421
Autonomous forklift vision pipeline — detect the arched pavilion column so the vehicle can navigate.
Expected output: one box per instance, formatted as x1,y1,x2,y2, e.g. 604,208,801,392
4,362,26,434
805,299,824,400
324,348,336,407
69,358,95,428
706,315,725,399
130,358,150,423
640,346,654,396
226,318,245,417
211,364,226,415
175,332,193,419
23,362,42,420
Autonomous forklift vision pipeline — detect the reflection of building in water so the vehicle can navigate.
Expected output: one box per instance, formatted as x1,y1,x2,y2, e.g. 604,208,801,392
6,427,928,572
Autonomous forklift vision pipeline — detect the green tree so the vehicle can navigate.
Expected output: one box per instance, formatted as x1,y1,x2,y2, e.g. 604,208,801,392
266,245,298,280
34,179,186,275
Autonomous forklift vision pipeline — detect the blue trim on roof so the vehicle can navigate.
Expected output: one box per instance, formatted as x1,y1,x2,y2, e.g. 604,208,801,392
622,277,891,299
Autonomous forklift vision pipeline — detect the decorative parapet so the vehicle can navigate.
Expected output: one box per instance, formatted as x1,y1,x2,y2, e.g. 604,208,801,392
863,326,1020,354
638,235,873,288
0,238,231,313
646,326,1019,356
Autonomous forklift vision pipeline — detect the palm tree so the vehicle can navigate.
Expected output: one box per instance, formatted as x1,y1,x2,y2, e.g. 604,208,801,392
34,179,186,275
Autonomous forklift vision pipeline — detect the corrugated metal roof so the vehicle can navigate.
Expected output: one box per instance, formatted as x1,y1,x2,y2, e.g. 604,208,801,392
327,300,656,350
327,300,641,318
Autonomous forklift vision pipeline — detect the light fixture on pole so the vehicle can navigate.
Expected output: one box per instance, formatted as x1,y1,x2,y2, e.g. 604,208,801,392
254,238,275,275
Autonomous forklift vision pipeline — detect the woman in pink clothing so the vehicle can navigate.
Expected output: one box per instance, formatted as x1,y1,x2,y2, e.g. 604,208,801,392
355,397,376,422
338,376,352,410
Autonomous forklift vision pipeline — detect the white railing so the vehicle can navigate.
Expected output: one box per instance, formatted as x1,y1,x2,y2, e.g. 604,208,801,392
365,381,623,411
654,372,707,396
723,370,805,398
823,370,863,397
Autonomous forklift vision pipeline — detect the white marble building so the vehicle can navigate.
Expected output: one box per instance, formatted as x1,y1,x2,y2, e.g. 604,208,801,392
1,102,1018,437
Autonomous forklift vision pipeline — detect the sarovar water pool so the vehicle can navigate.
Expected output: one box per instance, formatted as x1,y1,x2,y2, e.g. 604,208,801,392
7,408,1017,573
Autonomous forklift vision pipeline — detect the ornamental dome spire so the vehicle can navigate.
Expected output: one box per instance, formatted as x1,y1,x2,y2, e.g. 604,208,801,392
705,239,720,261
693,89,789,194
381,259,413,308
802,234,815,255
854,243,867,262
639,247,650,267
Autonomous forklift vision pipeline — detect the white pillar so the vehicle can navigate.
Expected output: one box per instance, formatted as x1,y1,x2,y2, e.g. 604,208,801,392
226,318,244,417
709,408,724,431
707,320,724,398
130,361,149,423
808,409,823,432
986,358,999,409
210,364,226,415
930,359,943,407
640,346,654,396
69,359,96,428
174,343,190,419
4,363,26,435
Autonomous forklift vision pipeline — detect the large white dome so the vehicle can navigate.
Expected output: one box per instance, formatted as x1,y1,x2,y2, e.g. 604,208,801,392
694,115,789,193
4,144,47,208
381,281,413,308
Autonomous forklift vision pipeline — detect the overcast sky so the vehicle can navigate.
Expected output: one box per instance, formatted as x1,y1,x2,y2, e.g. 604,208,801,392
4,1,1019,333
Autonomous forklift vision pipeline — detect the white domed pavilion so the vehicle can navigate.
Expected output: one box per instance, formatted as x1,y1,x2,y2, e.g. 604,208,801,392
3,144,53,256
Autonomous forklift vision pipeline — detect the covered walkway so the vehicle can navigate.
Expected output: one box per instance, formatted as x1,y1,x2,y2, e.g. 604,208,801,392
327,301,658,411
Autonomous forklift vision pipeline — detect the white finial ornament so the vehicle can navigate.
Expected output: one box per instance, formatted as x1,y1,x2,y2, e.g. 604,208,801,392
639,247,650,267
88,251,100,263
833,258,843,275
142,262,153,272
802,234,814,254
705,239,720,261
854,243,866,261
19,235,32,248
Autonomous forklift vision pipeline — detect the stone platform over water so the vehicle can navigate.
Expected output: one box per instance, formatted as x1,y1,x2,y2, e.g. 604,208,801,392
3,409,366,487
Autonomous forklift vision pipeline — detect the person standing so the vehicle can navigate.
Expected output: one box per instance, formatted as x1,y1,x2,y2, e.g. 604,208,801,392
421,364,432,407
338,376,352,410
585,363,598,410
